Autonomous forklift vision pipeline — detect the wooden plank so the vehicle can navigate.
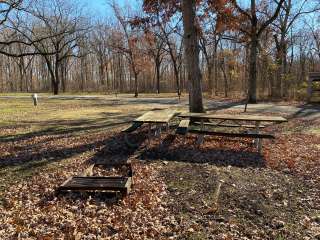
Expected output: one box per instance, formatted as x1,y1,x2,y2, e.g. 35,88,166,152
122,122,143,133
134,110,177,123
309,72,320,79
58,176,130,192
179,119,191,128
193,122,266,128
176,119,190,135
179,113,287,123
124,177,132,195
188,129,275,139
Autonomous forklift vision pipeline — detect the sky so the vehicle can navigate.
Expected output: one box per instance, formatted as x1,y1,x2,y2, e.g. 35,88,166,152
78,0,142,18
78,0,109,16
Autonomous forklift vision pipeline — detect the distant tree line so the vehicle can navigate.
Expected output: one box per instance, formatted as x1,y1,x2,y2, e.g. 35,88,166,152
0,0,320,102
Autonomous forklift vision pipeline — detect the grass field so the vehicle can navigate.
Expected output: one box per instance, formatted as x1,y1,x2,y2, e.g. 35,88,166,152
0,97,319,239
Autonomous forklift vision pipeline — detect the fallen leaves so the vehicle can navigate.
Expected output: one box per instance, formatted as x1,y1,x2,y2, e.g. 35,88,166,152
1,103,319,239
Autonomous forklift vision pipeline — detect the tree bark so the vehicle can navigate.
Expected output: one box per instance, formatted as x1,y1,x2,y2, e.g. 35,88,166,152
155,58,160,94
248,34,258,103
182,0,204,113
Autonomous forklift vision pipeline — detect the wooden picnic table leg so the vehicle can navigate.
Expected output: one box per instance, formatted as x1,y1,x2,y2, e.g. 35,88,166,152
196,119,205,145
148,123,152,145
255,121,262,153
157,123,162,140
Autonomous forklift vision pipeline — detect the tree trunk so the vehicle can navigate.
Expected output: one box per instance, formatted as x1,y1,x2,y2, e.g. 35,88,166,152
134,71,138,97
155,59,160,94
53,81,59,95
182,0,204,113
213,42,218,96
248,34,258,103
220,59,228,98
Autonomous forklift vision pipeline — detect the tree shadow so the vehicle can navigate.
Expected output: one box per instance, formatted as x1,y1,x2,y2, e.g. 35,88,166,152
139,134,266,168
289,103,320,120
1,128,148,169
205,99,247,112
0,113,139,143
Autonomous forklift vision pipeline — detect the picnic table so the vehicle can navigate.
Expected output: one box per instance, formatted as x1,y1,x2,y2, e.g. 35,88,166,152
123,109,177,147
177,112,287,153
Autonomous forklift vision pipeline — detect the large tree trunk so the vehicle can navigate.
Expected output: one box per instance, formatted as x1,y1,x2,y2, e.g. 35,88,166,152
248,35,258,103
53,81,59,95
182,0,204,113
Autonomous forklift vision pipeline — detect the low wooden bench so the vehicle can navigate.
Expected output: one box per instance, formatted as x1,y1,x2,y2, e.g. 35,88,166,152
58,176,132,195
57,162,133,196
176,119,190,135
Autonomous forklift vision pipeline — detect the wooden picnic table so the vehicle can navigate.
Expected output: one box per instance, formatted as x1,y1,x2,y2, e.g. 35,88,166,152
123,109,178,146
134,109,177,124
177,112,287,153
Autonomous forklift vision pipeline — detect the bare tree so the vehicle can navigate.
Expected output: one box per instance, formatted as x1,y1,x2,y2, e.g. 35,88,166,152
232,0,285,103
110,1,142,97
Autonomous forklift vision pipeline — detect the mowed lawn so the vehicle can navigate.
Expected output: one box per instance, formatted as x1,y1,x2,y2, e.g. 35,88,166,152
0,97,320,239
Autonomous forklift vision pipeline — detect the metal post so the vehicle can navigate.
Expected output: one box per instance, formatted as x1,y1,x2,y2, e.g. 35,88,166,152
32,93,38,106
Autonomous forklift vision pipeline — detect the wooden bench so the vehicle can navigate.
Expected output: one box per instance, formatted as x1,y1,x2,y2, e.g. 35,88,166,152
57,176,132,195
188,129,274,139
194,122,266,129
57,162,133,196
176,119,190,135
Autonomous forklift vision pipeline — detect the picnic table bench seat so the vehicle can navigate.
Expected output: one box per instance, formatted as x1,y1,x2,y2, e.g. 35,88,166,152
193,122,266,129
188,129,275,139
176,119,190,135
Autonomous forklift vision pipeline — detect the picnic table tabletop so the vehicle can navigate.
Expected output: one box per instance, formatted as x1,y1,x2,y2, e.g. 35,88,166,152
134,109,177,123
178,112,287,123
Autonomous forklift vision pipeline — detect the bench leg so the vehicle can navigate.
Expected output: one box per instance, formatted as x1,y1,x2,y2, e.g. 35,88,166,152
157,124,162,145
255,121,261,153
196,135,204,145
258,139,262,154
196,119,205,145
148,124,152,145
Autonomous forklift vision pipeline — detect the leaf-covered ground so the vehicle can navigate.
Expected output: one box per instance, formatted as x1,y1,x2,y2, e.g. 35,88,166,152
0,98,319,239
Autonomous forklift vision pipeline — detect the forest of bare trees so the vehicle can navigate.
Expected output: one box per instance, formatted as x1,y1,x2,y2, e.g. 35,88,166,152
1,0,320,101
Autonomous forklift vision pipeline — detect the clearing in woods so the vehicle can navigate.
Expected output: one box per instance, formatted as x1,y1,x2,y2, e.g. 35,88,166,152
0,95,319,239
